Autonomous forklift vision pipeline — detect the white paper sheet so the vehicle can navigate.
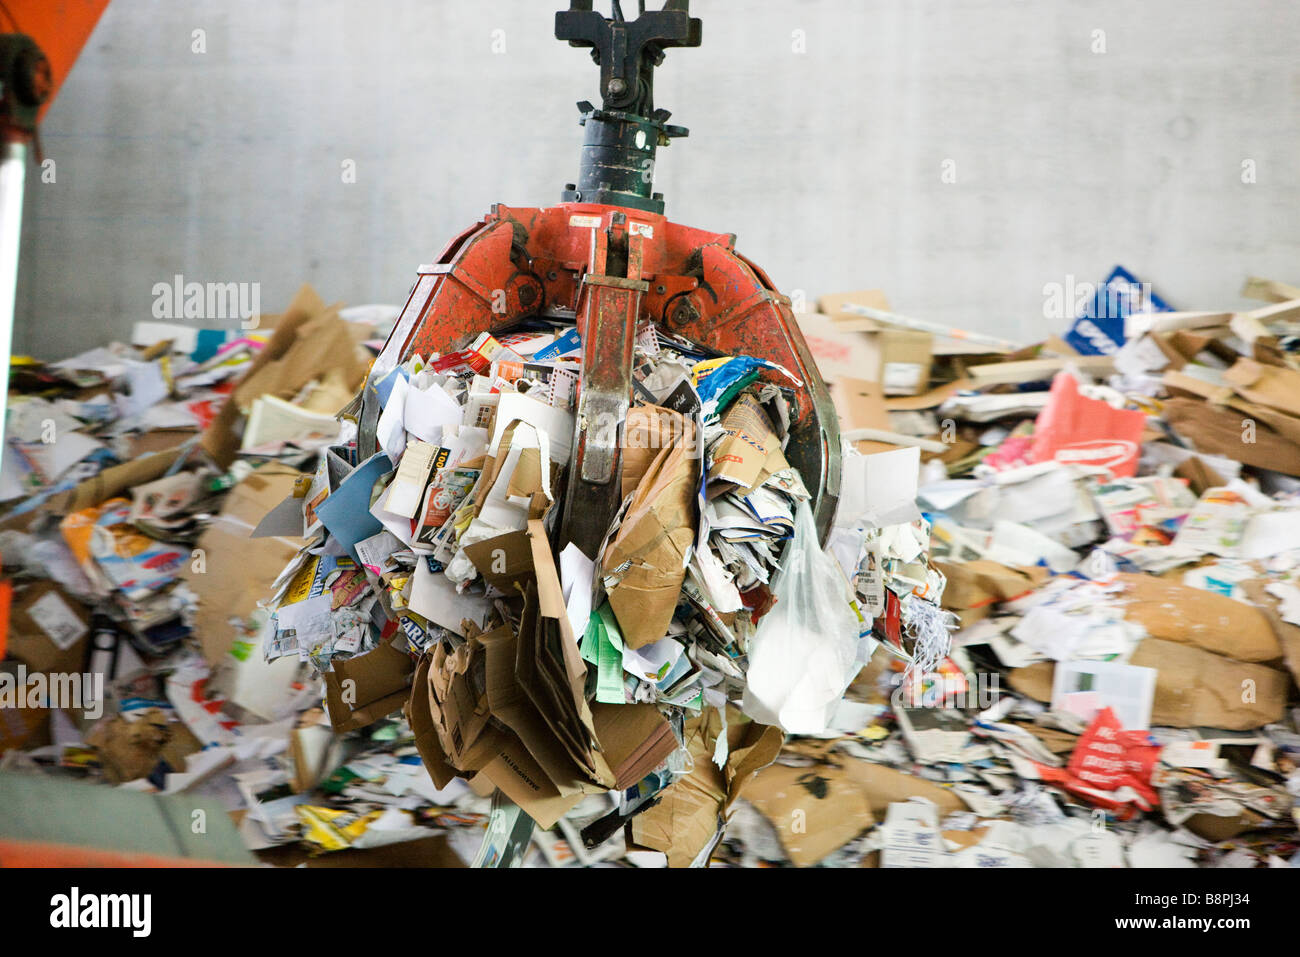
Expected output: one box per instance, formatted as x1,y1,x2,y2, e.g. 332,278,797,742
376,374,410,462
404,381,464,446
559,543,596,642
836,446,922,528
409,560,492,637
490,393,574,466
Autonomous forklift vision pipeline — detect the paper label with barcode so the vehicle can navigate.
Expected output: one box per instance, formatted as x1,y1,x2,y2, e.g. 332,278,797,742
27,592,89,650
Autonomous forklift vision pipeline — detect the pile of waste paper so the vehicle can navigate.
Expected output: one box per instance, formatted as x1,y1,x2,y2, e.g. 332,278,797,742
3,271,1300,868
247,294,933,865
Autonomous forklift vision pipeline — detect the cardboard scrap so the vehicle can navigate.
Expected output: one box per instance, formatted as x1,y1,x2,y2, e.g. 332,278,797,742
833,760,968,818
1130,638,1287,731
1222,358,1300,416
1115,572,1281,663
1241,579,1300,686
181,468,306,665
85,708,202,785
407,523,679,828
201,285,368,468
1163,398,1300,477
604,408,699,649
933,559,1045,623
322,637,416,733
745,761,875,866
4,583,91,674
631,707,783,868
708,394,785,494
0,582,93,753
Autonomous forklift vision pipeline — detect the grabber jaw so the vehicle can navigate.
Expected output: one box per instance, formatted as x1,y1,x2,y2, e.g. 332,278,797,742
362,202,841,558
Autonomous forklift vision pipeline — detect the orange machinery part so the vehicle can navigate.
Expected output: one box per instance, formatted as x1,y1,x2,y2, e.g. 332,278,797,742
2,0,111,121
0,838,240,867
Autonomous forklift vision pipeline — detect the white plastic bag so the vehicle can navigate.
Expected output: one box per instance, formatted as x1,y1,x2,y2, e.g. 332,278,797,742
741,499,863,733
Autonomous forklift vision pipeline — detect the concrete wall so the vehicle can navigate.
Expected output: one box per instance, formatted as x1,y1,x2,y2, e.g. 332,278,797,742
15,0,1300,358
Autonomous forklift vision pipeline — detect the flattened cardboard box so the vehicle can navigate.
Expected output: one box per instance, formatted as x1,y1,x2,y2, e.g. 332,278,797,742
519,523,612,783
477,619,589,827
409,511,684,828
0,580,90,752
424,605,674,823
590,701,675,792
791,311,881,385
4,582,90,674
877,329,933,397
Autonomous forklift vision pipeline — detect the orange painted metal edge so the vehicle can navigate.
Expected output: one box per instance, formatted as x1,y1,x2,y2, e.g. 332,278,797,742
0,575,10,660
3,0,111,121
0,838,248,867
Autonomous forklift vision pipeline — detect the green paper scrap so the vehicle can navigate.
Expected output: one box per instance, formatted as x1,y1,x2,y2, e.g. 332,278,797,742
595,624,626,704
580,615,601,665
320,766,362,794
596,603,625,651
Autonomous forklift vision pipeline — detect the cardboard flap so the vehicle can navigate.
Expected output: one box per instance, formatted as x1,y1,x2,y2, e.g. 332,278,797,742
323,639,415,732
464,529,534,596
591,702,675,791
406,654,459,789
